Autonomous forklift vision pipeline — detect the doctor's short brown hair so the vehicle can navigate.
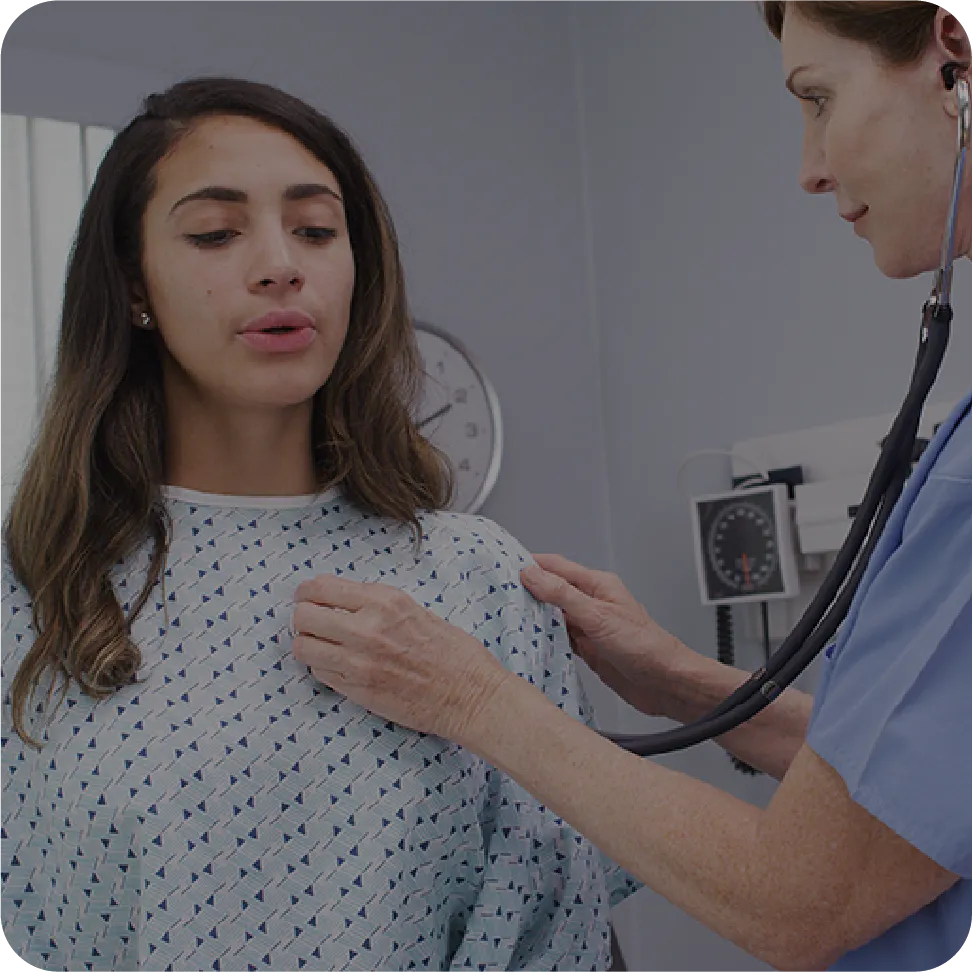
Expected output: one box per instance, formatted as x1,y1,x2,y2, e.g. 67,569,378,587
760,1,939,66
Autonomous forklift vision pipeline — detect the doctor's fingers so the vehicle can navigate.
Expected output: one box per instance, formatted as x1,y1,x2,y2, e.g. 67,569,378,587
291,599,361,645
530,554,637,608
564,620,604,672
521,564,615,637
292,631,344,674
295,637,380,699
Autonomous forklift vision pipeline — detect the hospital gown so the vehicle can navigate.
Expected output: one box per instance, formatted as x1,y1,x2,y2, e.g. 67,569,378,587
2,486,639,971
807,392,972,970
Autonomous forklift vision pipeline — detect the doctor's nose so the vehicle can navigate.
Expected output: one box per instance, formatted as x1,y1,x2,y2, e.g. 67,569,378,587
799,150,837,195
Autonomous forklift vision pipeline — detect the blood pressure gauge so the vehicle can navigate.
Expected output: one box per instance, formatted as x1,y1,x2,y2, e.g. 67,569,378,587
691,483,800,605
413,321,503,515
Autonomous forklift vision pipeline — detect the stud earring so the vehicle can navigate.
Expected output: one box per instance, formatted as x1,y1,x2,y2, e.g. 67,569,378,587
138,311,152,329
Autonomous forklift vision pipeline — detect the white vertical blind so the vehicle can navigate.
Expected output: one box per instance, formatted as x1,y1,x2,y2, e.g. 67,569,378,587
83,125,115,194
30,119,85,398
1,115,38,516
0,114,116,515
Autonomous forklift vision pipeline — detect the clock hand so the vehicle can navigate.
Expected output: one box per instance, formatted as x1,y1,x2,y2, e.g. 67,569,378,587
416,402,453,430
415,402,452,429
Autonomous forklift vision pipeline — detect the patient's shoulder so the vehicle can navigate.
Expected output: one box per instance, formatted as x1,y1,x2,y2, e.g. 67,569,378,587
418,511,534,580
2,549,37,722
2,549,33,633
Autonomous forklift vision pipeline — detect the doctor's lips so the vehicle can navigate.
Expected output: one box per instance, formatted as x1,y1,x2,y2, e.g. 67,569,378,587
840,206,869,223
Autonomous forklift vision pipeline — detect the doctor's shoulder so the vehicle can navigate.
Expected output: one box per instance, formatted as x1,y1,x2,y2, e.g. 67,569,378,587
903,396,972,540
927,394,972,482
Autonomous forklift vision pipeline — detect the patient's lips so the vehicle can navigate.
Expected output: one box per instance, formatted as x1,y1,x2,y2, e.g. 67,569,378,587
239,309,317,353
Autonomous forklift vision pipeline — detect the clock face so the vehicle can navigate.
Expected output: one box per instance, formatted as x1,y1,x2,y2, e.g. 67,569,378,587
413,322,503,514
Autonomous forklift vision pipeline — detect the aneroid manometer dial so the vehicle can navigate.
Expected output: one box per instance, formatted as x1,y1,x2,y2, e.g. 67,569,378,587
691,483,800,606
708,499,780,594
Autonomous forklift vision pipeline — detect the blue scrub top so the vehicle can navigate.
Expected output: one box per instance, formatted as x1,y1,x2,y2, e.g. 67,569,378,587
807,391,972,971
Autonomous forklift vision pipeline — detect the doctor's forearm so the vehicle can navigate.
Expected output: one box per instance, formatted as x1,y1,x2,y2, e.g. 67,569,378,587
662,650,813,780
460,674,822,970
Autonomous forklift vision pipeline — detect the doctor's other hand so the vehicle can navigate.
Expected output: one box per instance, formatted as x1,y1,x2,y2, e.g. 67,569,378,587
521,554,694,719
291,575,515,742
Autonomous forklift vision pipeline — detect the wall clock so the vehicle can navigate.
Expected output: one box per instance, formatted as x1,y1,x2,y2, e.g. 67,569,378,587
413,321,503,515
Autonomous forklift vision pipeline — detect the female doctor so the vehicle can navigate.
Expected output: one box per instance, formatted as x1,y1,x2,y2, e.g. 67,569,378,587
291,3,972,969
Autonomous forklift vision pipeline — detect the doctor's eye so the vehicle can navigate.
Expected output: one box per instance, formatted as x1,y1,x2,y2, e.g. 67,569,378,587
804,94,829,118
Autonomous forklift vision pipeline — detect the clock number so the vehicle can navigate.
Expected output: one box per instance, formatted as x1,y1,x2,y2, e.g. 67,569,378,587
413,321,502,516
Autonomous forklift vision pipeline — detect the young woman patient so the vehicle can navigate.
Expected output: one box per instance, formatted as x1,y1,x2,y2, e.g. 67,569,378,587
1,77,637,971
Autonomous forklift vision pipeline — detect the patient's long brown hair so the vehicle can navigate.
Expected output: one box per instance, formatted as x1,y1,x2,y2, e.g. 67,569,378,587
4,77,453,746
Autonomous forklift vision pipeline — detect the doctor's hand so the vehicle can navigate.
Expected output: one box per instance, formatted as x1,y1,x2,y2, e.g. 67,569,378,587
521,554,694,719
290,575,516,742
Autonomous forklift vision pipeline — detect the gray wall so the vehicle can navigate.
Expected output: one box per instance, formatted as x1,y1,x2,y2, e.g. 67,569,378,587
4,3,971,970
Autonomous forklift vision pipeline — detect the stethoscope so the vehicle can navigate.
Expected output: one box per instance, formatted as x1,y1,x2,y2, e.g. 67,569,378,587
606,66,971,757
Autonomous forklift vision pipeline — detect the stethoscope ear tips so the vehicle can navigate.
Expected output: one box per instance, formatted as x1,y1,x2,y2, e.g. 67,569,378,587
942,61,968,90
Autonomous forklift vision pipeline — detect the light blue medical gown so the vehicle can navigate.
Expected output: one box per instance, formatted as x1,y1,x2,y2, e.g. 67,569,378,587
1,490,639,971
807,392,972,971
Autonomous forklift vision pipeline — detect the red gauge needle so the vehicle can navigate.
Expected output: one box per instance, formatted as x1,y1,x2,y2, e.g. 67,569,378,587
742,552,752,587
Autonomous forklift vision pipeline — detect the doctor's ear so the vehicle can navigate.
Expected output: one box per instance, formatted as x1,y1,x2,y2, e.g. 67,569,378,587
934,10,970,100
941,61,969,130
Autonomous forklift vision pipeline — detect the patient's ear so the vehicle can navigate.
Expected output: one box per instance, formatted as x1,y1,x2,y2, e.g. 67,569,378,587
129,279,155,330
129,275,146,301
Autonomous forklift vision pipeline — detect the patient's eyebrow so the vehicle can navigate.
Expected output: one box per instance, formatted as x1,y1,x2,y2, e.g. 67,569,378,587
169,183,343,216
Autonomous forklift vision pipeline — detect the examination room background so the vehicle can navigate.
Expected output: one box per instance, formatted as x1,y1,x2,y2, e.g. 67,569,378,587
2,3,970,970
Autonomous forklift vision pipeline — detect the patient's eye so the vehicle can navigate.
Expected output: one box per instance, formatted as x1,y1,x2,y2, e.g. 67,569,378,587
185,230,239,247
